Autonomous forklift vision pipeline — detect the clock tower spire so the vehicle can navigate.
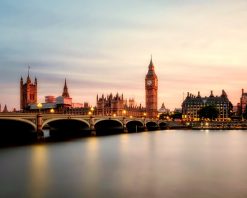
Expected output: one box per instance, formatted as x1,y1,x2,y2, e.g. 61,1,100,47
145,56,158,118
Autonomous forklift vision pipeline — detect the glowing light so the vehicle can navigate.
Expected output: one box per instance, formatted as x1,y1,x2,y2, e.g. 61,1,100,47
50,108,55,113
37,103,42,109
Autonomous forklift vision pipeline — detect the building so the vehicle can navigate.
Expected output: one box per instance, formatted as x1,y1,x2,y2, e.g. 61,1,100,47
182,90,233,121
158,103,170,115
29,79,88,114
96,93,145,117
45,96,56,103
237,89,247,115
20,70,37,110
96,93,125,116
145,57,158,118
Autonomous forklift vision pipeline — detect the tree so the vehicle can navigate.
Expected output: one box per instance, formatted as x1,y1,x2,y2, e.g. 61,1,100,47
198,106,219,120
171,112,182,120
159,113,170,120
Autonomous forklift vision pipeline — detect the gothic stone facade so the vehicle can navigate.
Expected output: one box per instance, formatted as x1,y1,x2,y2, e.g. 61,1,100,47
96,93,145,117
145,58,158,118
20,74,37,110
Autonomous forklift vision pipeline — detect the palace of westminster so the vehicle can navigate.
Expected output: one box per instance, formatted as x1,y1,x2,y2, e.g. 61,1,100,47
1,57,247,120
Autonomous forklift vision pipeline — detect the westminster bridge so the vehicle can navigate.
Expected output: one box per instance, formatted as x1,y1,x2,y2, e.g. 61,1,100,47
0,113,174,140
1,113,247,142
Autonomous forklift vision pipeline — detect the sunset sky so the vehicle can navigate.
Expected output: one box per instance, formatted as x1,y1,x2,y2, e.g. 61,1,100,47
1,0,247,110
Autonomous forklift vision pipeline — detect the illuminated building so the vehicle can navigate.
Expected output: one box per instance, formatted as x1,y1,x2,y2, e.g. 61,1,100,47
237,89,247,116
20,70,37,110
96,93,145,117
145,57,158,118
182,90,233,121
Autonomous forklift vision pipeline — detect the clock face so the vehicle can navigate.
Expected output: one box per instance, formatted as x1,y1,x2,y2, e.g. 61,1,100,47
147,80,152,86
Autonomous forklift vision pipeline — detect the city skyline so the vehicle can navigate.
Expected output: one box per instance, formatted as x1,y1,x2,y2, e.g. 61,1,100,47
1,0,247,110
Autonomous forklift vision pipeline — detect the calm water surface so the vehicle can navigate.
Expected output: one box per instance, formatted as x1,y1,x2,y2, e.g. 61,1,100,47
1,130,247,198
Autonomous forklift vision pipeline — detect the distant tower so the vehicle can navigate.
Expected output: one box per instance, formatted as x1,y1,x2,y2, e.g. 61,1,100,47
145,56,158,118
62,79,70,98
20,67,37,110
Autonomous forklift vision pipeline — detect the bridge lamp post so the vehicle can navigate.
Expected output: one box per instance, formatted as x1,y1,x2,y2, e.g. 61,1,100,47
36,103,43,139
157,114,160,120
88,111,92,116
50,108,55,113
37,103,42,113
143,112,147,118
90,107,95,115
122,110,126,117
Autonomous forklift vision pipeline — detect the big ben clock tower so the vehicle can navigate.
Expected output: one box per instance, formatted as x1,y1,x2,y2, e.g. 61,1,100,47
145,56,158,118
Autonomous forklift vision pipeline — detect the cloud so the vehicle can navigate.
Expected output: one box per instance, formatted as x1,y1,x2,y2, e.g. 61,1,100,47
0,0,247,110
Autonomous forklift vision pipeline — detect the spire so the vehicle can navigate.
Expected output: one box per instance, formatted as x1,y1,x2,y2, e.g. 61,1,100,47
149,54,154,70
27,65,31,83
3,104,8,113
62,78,70,98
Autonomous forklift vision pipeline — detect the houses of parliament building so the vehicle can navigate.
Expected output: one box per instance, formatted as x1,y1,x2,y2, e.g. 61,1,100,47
20,58,159,118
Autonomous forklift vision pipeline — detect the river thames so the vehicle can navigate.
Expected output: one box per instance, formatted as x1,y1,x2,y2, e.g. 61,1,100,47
1,130,247,198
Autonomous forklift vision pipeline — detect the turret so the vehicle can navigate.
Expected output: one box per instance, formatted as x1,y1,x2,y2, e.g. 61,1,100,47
197,91,201,98
3,104,8,113
221,89,227,98
20,76,23,85
210,90,214,97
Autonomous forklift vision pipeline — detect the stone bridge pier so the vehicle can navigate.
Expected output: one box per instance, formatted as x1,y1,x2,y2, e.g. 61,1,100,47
36,113,44,139
89,116,96,136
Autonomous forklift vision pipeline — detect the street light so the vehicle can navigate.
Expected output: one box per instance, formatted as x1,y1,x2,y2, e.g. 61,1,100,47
122,110,126,117
90,107,94,115
37,103,42,113
50,108,55,113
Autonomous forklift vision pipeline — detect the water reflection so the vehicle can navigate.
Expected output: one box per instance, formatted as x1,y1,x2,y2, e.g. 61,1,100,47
82,137,101,197
1,130,247,197
28,145,49,198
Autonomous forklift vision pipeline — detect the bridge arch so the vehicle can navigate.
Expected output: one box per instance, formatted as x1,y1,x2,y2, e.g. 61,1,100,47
146,121,159,131
0,117,36,131
42,118,90,129
126,120,144,132
0,118,37,144
159,121,168,130
94,119,123,135
43,118,91,138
